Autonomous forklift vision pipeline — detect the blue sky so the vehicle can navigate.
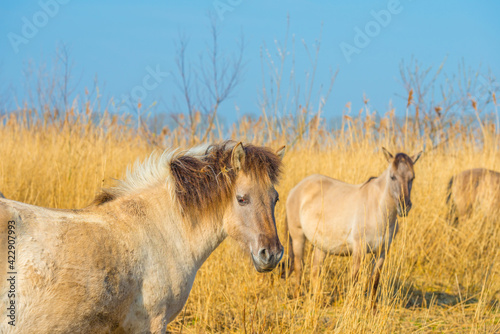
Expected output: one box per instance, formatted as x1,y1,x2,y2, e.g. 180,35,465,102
1,0,499,124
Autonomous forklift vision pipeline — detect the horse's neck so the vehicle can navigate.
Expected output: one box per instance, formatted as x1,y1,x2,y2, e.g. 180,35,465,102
113,186,227,270
157,192,225,269
372,169,398,224
182,215,226,268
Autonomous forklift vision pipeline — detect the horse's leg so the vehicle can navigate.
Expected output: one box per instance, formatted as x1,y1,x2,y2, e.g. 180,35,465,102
149,315,168,334
281,216,294,279
311,247,326,294
369,253,386,311
351,244,363,286
290,229,306,297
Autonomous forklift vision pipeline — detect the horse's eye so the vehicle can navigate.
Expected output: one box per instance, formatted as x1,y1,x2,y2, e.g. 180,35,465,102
391,175,397,181
237,196,249,206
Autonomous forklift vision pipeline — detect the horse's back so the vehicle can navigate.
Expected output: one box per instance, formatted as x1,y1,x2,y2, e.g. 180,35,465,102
0,199,140,333
288,174,361,214
288,174,357,201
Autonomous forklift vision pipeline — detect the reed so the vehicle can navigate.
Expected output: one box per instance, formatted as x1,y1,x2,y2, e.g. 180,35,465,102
1,102,498,332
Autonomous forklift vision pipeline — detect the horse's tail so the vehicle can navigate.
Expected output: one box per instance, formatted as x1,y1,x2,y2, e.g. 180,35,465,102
446,176,458,225
279,215,294,279
445,176,453,206
0,191,5,199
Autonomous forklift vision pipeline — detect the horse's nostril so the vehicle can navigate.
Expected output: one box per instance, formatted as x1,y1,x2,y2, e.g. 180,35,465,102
258,248,271,263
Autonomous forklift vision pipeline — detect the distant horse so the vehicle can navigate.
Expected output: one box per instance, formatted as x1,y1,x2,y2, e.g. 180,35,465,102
0,141,285,333
447,168,500,224
283,148,421,307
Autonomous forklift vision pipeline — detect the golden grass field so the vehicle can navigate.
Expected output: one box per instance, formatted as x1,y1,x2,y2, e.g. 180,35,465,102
0,110,499,333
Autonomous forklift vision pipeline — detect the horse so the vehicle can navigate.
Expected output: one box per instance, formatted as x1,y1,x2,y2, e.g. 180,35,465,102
0,141,285,333
446,168,500,224
282,148,422,307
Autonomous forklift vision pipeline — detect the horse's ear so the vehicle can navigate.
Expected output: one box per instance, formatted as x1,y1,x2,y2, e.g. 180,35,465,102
411,151,423,164
276,146,286,160
382,147,394,162
231,142,246,173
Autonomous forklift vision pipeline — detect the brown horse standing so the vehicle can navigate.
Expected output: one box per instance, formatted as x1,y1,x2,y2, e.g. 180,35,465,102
447,168,500,224
0,141,285,334
283,148,421,307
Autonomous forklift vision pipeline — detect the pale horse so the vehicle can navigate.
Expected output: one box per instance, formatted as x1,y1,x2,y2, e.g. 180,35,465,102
0,141,285,333
283,148,421,307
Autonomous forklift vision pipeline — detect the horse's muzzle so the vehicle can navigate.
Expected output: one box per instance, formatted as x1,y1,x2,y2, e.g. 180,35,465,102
398,201,412,217
251,247,284,273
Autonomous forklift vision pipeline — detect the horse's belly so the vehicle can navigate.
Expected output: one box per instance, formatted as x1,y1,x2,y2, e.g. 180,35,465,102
307,232,386,256
299,202,359,255
302,223,354,255
324,241,354,255
301,213,390,256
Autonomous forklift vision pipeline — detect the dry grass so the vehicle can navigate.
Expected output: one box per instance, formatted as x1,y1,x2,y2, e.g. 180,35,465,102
1,109,499,333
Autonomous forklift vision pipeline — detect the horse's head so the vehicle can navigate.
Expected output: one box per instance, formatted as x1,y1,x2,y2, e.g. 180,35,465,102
224,143,285,273
382,147,422,217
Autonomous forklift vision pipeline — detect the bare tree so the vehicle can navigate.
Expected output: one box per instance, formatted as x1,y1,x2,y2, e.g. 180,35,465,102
21,42,80,120
54,43,79,113
171,14,244,145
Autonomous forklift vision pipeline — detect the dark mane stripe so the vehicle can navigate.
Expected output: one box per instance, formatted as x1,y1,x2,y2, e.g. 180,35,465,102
361,176,377,187
170,150,236,215
91,141,283,216
242,144,283,185
171,141,282,216
92,191,116,205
